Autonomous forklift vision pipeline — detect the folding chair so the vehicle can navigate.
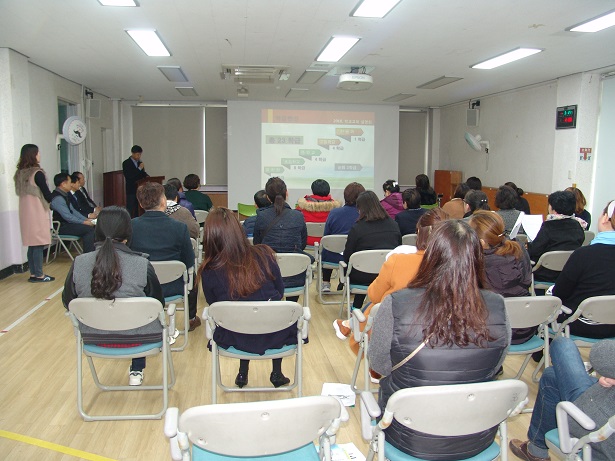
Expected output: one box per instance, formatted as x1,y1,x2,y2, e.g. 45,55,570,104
164,396,348,461
530,251,573,296
546,401,615,460
67,297,176,421
350,303,380,394
360,380,529,461
305,221,326,255
49,220,83,261
151,261,190,352
275,252,312,307
557,295,615,347
582,230,595,246
203,300,310,403
504,296,562,382
315,235,348,305
237,202,257,219
401,233,417,246
339,249,390,319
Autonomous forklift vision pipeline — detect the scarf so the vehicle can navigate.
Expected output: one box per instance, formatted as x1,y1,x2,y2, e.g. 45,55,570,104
165,200,181,216
590,231,615,246
546,213,587,230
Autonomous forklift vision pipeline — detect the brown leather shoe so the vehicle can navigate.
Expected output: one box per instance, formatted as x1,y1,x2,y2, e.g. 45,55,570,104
509,439,550,461
189,316,201,332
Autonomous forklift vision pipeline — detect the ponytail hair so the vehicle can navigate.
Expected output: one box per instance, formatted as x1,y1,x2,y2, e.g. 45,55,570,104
468,210,522,259
90,206,132,299
265,177,288,215
382,179,400,194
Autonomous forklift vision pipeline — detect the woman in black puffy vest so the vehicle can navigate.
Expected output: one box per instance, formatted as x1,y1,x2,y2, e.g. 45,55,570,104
368,219,510,460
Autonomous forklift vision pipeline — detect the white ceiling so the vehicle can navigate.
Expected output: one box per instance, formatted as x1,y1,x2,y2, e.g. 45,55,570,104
1,0,615,108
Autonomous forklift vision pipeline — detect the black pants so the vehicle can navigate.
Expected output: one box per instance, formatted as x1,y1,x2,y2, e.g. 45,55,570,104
126,193,138,218
58,222,95,253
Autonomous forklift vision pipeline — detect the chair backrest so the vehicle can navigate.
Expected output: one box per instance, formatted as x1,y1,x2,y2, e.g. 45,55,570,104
190,238,198,256
306,222,325,239
401,233,417,246
276,253,311,279
384,380,528,437
583,230,595,246
348,249,390,276
207,301,303,335
151,261,187,284
178,396,343,457
193,210,208,225
68,297,163,331
575,295,615,325
505,296,562,329
237,203,257,218
515,234,529,246
318,234,347,255
532,250,573,273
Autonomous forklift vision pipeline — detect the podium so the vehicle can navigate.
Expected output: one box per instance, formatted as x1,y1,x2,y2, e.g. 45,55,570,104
135,176,165,216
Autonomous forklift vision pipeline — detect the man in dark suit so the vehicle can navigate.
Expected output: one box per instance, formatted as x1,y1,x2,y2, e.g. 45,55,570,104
71,171,100,216
70,172,98,218
130,182,200,330
122,145,148,217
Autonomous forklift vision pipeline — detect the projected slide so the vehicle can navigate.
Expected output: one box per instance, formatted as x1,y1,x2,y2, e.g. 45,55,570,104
261,109,375,189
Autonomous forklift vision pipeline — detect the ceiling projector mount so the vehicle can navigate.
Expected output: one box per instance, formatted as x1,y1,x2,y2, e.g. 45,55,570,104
337,66,373,91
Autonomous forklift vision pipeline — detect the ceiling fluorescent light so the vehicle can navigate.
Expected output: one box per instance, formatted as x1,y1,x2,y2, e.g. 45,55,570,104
417,76,463,89
286,88,309,98
158,66,189,82
567,9,615,32
175,87,198,97
316,36,360,62
471,47,542,70
383,93,415,102
351,0,401,18
297,70,327,84
126,30,171,57
98,0,138,5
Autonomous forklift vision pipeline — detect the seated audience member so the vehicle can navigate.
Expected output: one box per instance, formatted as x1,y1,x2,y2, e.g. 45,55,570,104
253,177,309,302
320,182,365,293
510,337,615,461
130,182,199,330
395,188,426,235
164,184,199,240
552,200,615,339
242,189,269,237
529,190,585,283
566,186,591,229
380,179,404,219
183,174,213,212
469,211,533,344
343,191,402,311
50,173,95,252
463,189,490,218
71,171,100,217
62,206,164,386
415,173,437,206
495,185,523,234
368,219,509,460
441,182,470,219
200,207,296,389
166,177,195,218
333,208,448,342
296,179,341,246
505,181,531,214
69,173,98,219
466,176,483,191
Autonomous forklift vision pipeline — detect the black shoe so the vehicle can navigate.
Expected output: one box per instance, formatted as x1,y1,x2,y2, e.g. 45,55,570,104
28,275,55,283
235,372,248,388
270,371,290,388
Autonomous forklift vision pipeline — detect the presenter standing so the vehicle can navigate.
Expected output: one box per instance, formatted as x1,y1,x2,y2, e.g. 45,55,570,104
122,145,148,217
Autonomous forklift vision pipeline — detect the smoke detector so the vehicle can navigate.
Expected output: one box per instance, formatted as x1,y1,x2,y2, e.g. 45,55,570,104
337,73,373,91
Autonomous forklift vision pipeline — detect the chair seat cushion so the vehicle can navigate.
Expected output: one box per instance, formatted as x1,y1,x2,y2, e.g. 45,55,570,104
349,284,368,293
192,442,320,460
284,286,304,295
509,335,544,353
165,295,184,303
569,334,601,344
59,235,81,240
84,342,163,356
384,440,500,461
545,429,560,449
220,344,296,357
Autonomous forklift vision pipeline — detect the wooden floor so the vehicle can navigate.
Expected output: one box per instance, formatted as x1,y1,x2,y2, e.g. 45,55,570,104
0,255,562,460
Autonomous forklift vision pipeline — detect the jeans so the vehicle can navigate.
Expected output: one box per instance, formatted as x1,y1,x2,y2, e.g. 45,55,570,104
528,337,597,449
27,245,45,277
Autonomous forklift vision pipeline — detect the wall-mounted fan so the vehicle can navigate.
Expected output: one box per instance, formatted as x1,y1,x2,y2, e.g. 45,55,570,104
464,132,491,170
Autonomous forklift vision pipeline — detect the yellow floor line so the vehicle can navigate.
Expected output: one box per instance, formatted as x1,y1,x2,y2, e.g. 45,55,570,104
0,430,117,461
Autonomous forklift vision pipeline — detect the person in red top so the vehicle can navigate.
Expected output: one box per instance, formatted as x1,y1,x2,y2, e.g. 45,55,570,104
296,179,341,246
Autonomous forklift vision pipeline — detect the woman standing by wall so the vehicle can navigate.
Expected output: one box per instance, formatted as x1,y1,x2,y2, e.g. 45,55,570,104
13,144,54,282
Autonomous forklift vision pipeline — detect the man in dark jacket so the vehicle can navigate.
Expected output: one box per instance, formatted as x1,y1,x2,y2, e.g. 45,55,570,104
122,145,148,217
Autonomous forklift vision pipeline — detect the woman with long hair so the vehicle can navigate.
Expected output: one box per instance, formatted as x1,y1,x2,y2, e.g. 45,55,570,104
380,179,404,219
14,144,54,282
414,173,437,206
566,186,591,229
469,211,533,343
368,219,510,460
200,207,297,389
62,206,164,386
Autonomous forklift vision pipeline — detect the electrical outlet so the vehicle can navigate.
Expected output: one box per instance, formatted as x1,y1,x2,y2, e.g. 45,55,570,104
568,170,572,180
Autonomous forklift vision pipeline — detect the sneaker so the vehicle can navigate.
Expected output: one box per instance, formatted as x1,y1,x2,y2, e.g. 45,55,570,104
189,316,201,332
28,275,55,283
509,440,551,461
333,319,351,340
321,282,331,293
129,370,143,386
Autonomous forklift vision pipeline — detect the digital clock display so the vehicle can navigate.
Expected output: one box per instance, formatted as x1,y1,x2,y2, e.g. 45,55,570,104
556,105,577,129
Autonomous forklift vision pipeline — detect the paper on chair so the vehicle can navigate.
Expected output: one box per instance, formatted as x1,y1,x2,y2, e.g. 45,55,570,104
331,443,366,460
321,383,356,407
521,214,544,241
509,212,525,239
